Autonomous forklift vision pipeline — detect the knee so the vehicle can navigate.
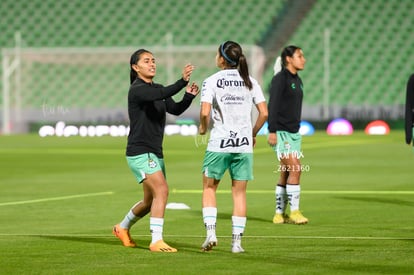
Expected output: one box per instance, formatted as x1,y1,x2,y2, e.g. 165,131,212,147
141,200,152,211
156,184,169,198
288,173,301,184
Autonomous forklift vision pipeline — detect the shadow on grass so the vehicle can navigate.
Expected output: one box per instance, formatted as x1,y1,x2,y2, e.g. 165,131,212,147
34,234,148,250
34,235,215,252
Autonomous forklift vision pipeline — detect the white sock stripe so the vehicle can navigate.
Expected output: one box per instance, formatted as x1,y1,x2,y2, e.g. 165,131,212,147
150,224,163,227
232,225,245,229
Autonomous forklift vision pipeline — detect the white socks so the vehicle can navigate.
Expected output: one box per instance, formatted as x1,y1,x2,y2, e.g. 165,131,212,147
275,185,287,214
202,207,217,237
286,184,301,211
120,201,143,229
202,207,247,252
150,217,164,244
232,216,246,247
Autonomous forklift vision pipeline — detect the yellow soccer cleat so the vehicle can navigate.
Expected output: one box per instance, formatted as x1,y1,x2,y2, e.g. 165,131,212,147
112,224,137,247
288,210,309,225
149,240,177,252
272,213,289,224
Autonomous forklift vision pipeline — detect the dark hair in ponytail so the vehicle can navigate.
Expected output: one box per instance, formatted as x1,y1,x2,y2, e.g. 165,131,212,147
219,41,253,90
129,49,151,84
281,45,301,69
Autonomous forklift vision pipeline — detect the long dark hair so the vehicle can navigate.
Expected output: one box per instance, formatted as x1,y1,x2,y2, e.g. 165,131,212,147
219,41,253,90
281,45,301,69
129,49,151,84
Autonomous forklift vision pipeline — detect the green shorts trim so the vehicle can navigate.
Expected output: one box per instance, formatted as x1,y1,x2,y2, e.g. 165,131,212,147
126,153,165,183
202,151,253,181
274,131,303,160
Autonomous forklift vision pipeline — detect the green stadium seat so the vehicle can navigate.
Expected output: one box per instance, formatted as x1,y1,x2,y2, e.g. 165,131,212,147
1,0,413,111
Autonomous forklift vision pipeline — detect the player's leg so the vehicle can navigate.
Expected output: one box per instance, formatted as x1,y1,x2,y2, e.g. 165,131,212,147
113,197,152,248
283,155,308,225
276,132,308,224
119,186,153,230
113,154,154,247
201,175,220,251
144,171,177,252
201,152,227,251
273,169,289,224
273,132,291,223
231,179,247,253
231,179,247,217
229,153,252,253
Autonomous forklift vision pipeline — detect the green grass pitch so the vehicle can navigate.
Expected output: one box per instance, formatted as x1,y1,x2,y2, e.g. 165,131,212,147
0,131,413,274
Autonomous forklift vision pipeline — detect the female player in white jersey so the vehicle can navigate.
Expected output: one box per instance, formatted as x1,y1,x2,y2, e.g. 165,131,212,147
198,41,268,253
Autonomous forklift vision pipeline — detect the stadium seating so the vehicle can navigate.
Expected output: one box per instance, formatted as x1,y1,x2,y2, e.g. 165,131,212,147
0,0,283,109
286,0,413,106
1,0,413,110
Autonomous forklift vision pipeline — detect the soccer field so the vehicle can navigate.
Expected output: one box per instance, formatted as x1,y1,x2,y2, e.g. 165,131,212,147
0,131,413,274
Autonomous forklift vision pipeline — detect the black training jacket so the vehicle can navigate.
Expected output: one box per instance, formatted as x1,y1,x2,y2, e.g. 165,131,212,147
126,77,194,158
267,69,304,133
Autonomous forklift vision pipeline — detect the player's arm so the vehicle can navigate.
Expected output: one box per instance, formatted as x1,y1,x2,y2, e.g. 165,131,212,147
130,64,194,102
130,78,188,102
252,101,268,147
165,83,199,115
199,102,211,135
267,74,283,146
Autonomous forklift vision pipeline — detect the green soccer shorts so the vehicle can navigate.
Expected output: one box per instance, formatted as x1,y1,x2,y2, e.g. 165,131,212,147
273,131,303,161
202,151,253,181
126,153,165,183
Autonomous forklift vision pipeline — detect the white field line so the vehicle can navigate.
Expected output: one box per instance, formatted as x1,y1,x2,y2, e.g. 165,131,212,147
0,191,114,207
0,233,412,241
1,190,412,207
171,189,414,195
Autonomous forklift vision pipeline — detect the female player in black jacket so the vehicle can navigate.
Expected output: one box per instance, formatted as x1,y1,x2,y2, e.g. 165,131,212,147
113,49,199,252
267,45,308,225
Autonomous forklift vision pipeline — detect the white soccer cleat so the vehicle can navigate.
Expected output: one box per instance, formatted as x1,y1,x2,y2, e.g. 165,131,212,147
201,235,217,252
231,244,245,253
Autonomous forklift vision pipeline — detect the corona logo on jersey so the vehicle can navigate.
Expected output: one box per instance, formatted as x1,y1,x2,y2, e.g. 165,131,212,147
220,131,249,148
216,78,245,89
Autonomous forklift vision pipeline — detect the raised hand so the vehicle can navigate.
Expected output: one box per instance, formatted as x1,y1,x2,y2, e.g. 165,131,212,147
182,64,195,81
186,82,200,96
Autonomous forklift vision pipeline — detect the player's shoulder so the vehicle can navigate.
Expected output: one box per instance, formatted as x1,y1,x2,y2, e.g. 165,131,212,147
203,70,235,89
249,76,260,85
277,69,290,78
270,70,286,85
271,69,284,79
205,70,230,80
202,71,219,85
408,73,414,84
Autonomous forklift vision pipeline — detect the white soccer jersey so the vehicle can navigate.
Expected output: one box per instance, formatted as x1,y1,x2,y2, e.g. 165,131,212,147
201,69,266,153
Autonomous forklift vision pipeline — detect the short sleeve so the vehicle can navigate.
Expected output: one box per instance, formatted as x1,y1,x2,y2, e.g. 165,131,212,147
200,78,214,104
251,79,266,104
